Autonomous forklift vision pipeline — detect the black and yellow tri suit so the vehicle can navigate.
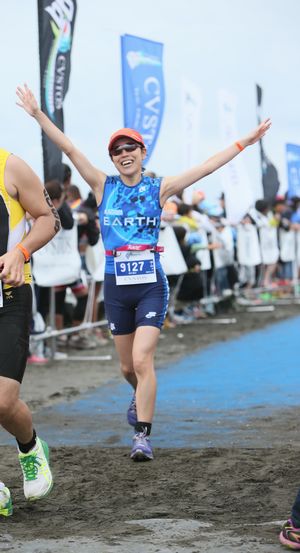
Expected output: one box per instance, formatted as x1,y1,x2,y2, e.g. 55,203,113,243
0,149,32,382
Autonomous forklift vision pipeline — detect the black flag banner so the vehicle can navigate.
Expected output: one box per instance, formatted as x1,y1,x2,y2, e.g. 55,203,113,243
38,0,77,182
256,84,280,201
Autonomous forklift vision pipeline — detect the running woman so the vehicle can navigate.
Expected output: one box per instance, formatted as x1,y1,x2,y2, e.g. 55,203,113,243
0,147,60,510
16,83,271,461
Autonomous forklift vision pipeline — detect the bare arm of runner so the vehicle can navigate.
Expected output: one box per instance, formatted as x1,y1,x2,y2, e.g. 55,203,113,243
0,155,61,286
16,84,106,203
160,118,271,206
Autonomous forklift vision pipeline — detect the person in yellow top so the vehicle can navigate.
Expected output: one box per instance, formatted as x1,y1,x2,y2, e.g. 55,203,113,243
0,148,61,515
177,203,200,232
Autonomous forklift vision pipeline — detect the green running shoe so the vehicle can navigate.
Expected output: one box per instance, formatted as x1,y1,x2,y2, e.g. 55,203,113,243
0,483,13,516
18,437,53,501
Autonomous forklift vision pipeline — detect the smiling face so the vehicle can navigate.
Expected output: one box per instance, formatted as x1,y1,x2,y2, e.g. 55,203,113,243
110,138,147,182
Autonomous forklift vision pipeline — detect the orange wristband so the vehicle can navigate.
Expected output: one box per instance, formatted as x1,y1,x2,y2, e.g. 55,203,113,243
235,141,244,152
16,243,30,262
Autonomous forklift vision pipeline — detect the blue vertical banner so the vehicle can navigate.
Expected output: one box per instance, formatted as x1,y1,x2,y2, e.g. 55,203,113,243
286,143,300,198
121,34,165,164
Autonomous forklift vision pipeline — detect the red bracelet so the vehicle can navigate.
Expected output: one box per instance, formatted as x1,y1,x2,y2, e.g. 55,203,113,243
235,141,244,152
16,243,30,262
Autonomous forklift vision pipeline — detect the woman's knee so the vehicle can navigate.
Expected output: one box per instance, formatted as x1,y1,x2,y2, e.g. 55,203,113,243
0,380,19,421
0,395,17,421
120,361,135,379
133,353,153,377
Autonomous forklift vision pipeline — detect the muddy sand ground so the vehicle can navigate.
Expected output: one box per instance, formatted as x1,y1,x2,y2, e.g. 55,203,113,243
1,300,300,552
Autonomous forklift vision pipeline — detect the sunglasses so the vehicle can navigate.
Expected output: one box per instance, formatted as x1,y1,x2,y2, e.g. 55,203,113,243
110,143,142,156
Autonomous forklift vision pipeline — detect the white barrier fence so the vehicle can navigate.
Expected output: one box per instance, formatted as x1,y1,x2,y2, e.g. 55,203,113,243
32,223,300,289
236,224,300,268
30,222,300,360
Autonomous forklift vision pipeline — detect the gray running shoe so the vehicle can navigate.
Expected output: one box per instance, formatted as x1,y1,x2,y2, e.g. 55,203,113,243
130,432,154,461
69,334,97,350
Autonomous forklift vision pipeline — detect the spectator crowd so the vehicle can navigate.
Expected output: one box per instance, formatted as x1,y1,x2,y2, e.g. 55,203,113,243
28,166,300,360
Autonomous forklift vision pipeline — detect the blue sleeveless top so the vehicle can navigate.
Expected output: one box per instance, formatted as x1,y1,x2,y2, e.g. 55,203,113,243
98,174,163,274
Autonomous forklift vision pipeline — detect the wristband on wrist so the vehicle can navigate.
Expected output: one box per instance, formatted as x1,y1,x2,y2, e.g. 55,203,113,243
16,243,30,262
235,141,244,152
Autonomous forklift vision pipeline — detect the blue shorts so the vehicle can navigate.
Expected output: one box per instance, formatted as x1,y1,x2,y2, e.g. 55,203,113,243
104,268,169,335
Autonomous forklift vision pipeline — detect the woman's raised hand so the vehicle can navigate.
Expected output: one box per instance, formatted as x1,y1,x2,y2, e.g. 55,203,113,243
243,118,272,147
16,84,39,117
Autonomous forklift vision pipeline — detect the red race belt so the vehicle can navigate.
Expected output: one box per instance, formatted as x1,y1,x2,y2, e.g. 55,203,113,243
105,244,164,256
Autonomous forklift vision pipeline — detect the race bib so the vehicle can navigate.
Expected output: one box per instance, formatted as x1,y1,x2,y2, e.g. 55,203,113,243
114,250,157,285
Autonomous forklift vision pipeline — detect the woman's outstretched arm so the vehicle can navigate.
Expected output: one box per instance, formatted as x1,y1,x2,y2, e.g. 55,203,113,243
16,84,106,198
160,118,271,205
